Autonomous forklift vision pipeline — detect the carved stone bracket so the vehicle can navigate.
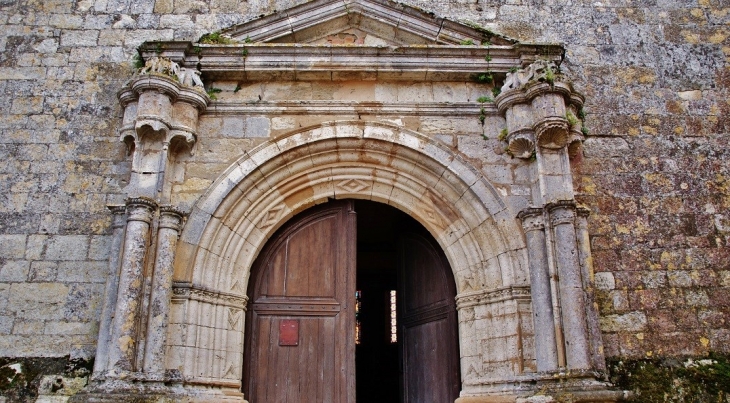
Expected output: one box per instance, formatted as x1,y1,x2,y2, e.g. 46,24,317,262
118,62,209,155
495,61,585,159
118,64,210,200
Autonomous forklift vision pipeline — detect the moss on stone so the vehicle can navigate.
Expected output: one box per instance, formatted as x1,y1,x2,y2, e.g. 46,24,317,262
0,356,92,402
608,353,730,402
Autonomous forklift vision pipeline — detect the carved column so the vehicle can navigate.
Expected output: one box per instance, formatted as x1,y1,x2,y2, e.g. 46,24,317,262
576,207,607,371
497,62,600,376
92,205,127,378
548,201,591,370
107,197,157,374
143,206,184,378
96,56,208,384
518,208,558,372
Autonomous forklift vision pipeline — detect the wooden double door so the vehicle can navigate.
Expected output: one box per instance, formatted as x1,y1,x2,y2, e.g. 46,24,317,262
243,200,460,402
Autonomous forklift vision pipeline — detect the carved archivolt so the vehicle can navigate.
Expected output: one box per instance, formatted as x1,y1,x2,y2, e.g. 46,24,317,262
178,121,529,299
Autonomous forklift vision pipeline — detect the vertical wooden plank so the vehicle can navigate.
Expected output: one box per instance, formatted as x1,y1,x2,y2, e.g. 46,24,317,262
321,316,336,403
316,317,324,403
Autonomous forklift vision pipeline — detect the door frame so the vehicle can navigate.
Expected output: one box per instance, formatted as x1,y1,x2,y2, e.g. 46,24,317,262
171,121,531,400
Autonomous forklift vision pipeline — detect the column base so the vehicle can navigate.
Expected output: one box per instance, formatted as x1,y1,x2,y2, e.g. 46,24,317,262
457,372,630,403
68,378,247,403
456,389,628,403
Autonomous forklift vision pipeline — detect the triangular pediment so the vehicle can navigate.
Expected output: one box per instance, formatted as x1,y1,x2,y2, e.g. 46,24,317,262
222,0,516,46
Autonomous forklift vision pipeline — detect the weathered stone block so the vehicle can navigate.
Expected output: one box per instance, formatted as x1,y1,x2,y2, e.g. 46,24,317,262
0,260,29,282
8,283,69,320
60,30,99,47
57,261,107,283
600,311,647,333
0,234,26,258
44,236,89,261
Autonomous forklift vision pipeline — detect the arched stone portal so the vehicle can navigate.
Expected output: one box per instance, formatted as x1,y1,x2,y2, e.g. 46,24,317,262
82,2,624,400
168,120,532,400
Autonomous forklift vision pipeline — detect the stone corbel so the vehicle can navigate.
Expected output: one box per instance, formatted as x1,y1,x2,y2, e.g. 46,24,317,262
117,57,209,154
495,61,585,160
117,57,210,200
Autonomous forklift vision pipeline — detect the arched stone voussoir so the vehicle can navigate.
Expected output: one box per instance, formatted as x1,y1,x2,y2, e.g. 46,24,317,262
179,120,526,301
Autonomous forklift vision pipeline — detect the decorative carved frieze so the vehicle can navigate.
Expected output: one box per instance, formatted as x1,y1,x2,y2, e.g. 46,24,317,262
171,282,249,309
501,60,558,92
455,286,532,309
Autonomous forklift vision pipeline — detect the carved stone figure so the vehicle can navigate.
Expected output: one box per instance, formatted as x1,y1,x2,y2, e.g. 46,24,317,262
140,56,180,78
501,60,558,92
178,67,204,88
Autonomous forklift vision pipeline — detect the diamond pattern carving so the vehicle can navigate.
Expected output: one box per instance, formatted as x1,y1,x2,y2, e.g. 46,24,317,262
337,179,370,193
417,195,446,230
259,205,284,229
227,308,242,330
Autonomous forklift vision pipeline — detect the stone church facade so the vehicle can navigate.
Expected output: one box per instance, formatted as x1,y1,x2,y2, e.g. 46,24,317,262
0,0,728,402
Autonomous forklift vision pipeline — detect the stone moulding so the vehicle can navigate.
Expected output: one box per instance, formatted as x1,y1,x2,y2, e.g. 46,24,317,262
138,41,563,83
206,100,491,117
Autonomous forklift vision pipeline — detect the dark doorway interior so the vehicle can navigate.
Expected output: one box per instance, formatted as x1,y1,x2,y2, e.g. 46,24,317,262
354,200,411,403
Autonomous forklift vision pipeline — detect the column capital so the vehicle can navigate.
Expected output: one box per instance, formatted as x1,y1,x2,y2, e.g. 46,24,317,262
547,200,577,226
576,206,591,218
126,197,158,223
159,205,186,231
107,204,127,228
517,208,545,232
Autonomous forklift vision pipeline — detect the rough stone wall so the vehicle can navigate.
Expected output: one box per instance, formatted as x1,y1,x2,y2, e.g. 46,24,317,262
0,0,728,371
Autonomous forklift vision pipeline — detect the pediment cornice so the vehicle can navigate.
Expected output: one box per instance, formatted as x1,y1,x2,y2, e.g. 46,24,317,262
222,0,517,46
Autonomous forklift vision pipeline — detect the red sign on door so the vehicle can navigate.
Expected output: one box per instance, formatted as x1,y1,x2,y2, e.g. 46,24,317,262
279,319,299,346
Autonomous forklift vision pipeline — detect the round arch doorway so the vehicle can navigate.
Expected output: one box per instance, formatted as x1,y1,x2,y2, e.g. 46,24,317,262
242,199,461,403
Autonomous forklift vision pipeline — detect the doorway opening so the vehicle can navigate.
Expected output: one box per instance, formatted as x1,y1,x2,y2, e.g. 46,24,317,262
243,200,460,403
355,200,407,402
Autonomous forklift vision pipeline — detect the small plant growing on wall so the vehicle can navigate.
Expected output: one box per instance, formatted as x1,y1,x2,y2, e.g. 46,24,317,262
199,31,236,45
498,128,508,142
543,63,556,86
566,112,579,127
206,87,222,100
132,53,145,70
